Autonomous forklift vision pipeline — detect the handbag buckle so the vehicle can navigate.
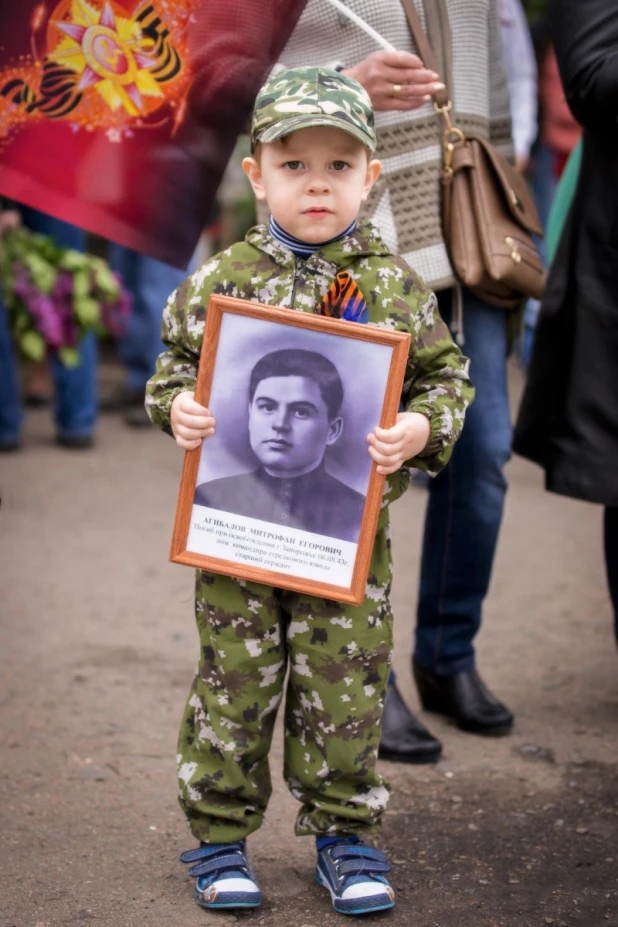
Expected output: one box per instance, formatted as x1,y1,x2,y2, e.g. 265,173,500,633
443,127,466,173
435,101,466,173
505,236,522,264
509,189,525,211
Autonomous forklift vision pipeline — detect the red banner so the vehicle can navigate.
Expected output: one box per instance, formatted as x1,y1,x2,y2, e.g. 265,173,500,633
0,0,305,268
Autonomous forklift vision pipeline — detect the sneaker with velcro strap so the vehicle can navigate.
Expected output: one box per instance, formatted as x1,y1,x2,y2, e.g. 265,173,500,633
316,837,395,915
179,840,261,910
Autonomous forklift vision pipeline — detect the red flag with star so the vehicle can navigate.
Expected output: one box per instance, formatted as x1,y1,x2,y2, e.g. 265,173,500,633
0,0,306,267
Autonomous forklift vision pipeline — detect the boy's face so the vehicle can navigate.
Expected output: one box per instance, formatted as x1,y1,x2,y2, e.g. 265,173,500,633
243,126,381,242
248,374,343,477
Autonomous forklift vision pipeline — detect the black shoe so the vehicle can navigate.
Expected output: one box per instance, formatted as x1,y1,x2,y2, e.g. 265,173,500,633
100,384,144,413
125,404,151,428
24,392,51,408
413,658,514,736
0,438,20,452
378,682,442,764
56,434,94,450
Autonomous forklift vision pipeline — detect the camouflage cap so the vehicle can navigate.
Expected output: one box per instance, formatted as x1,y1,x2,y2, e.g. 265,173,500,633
251,66,376,153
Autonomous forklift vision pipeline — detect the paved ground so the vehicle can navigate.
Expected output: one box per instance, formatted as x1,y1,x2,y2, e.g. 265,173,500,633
1,365,617,927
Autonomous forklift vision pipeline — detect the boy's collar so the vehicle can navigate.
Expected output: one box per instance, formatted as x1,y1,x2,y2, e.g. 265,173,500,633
269,216,357,259
246,220,392,277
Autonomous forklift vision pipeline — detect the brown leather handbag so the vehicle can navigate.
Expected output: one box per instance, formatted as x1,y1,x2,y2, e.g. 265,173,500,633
401,0,544,309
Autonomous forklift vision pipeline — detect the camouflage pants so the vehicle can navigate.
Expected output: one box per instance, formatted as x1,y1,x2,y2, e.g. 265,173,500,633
177,519,394,843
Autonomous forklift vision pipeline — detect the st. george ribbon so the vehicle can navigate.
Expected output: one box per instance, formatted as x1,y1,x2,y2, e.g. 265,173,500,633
0,0,307,268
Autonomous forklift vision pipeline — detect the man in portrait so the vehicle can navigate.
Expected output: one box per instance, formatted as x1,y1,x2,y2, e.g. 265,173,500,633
193,348,366,542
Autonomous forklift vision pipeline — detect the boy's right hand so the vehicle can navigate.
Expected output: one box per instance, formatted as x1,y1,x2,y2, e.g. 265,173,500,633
170,391,215,450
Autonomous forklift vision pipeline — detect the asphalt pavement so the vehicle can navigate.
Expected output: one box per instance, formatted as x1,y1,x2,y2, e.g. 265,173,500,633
1,365,617,927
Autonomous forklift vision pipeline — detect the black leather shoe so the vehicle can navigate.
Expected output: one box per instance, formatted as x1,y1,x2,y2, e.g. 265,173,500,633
378,682,442,764
56,434,93,450
125,404,151,428
0,438,20,452
100,384,144,413
413,658,514,736
24,392,51,408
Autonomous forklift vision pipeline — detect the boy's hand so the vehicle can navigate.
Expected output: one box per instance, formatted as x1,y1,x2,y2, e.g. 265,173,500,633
170,391,215,450
367,412,431,475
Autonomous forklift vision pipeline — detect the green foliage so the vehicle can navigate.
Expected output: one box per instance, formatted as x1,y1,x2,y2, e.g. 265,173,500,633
22,249,57,294
58,346,80,367
19,329,46,362
73,296,100,327
90,258,120,298
1,225,129,366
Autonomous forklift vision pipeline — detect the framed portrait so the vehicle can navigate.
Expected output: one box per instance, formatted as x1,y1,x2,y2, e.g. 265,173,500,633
170,294,410,605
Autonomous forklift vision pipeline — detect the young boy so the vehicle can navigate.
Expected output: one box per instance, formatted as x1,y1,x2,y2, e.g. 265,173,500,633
146,66,474,917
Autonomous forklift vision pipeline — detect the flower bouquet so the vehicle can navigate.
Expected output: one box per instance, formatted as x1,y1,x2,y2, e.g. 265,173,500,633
0,224,131,367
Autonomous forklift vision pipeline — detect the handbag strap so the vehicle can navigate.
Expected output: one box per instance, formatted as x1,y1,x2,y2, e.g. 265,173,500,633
398,0,465,173
398,0,449,108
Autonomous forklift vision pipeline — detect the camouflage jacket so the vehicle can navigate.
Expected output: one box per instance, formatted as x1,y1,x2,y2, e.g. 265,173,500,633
146,221,474,506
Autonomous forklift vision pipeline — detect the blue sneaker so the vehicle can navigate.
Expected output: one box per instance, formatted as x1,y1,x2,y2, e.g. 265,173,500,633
180,840,261,910
316,838,395,915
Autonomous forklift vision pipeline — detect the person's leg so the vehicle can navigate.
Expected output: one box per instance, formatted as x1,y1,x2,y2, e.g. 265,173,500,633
107,245,195,424
283,520,393,837
521,297,540,369
282,521,395,914
414,290,513,731
108,245,190,394
603,508,618,645
20,208,98,443
0,293,23,449
177,571,288,910
520,143,556,366
379,668,442,764
51,331,98,442
177,571,286,843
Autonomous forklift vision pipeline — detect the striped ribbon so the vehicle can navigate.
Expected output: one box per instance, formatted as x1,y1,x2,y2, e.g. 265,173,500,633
316,271,369,324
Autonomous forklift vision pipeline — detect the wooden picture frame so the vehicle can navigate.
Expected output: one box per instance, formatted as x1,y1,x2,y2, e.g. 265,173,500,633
170,294,410,605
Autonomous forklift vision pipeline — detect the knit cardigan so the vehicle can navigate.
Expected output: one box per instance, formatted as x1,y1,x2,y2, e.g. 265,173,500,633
270,0,513,291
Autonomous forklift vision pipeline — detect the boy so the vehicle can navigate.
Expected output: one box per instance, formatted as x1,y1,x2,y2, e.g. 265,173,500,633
146,67,473,916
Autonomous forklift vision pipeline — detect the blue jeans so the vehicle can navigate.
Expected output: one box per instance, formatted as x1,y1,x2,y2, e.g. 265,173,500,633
521,143,556,368
414,290,512,676
108,245,195,391
0,209,97,443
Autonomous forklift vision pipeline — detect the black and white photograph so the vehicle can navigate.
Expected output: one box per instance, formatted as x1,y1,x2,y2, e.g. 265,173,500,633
184,307,395,589
193,346,366,542
169,295,411,602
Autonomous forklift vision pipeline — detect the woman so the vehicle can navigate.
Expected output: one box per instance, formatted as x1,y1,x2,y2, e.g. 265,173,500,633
514,0,618,643
272,0,516,763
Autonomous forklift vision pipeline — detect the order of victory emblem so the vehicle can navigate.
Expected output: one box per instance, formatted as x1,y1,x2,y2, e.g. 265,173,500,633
0,0,191,146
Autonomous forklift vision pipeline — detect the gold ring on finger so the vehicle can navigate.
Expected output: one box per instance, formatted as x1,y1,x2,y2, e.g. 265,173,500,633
392,83,402,97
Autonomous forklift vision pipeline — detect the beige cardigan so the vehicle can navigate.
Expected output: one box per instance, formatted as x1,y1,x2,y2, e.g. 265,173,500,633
270,0,513,291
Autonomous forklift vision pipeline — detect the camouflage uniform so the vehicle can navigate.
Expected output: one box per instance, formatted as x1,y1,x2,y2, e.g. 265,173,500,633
146,67,474,844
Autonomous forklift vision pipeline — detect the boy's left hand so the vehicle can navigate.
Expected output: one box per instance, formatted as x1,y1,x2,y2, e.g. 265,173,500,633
367,411,431,475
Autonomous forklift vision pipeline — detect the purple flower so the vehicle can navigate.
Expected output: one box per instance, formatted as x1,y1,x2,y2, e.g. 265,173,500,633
101,273,131,337
10,253,132,356
51,272,79,346
12,263,59,347
31,292,63,347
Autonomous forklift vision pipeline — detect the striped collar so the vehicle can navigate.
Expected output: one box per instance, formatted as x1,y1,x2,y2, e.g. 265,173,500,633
268,216,357,259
